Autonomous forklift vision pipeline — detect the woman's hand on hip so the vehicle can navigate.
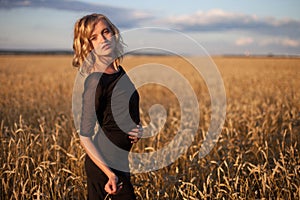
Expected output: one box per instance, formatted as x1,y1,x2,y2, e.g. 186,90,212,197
128,124,143,143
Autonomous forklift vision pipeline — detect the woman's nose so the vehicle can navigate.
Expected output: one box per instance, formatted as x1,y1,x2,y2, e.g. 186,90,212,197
99,34,107,43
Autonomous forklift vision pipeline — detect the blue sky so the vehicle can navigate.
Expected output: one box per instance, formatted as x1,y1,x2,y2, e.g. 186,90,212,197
0,0,300,55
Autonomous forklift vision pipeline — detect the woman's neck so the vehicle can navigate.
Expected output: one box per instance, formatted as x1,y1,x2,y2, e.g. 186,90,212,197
93,55,118,74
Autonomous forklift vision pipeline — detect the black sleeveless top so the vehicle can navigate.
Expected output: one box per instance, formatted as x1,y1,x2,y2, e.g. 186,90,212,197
80,66,140,169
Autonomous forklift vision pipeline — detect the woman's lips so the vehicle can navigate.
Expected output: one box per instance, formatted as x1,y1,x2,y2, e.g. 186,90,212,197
102,43,111,50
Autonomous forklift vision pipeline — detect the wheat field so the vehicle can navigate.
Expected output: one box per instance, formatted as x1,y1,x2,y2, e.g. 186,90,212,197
0,55,299,199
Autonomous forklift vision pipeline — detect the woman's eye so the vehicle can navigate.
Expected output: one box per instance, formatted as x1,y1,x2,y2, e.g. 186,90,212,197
90,36,96,41
103,29,110,34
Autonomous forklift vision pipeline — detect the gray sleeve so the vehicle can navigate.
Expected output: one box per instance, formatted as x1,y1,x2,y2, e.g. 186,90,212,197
80,73,100,137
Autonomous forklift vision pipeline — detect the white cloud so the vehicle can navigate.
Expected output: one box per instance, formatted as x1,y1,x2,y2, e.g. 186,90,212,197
260,37,300,47
281,38,299,47
161,9,300,40
15,0,31,6
235,37,254,46
163,9,251,26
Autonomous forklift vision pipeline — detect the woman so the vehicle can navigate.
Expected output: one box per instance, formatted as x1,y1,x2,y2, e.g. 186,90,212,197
72,13,142,199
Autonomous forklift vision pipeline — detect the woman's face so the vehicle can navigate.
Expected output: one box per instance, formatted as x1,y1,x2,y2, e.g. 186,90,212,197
89,20,116,56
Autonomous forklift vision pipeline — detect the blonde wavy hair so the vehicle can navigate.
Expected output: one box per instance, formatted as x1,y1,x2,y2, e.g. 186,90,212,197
72,13,124,71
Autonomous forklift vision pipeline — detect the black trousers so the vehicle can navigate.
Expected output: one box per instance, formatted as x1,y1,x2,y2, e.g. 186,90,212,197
85,155,136,200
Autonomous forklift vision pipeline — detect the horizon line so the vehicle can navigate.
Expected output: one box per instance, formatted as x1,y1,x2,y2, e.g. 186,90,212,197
0,49,299,58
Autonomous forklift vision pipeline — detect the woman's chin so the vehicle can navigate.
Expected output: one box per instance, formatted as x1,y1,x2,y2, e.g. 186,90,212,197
95,49,114,57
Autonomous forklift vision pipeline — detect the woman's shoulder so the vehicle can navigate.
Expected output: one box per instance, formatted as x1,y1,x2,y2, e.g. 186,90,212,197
84,72,102,88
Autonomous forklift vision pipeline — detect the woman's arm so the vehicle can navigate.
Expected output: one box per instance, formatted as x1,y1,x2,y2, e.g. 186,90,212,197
80,74,120,194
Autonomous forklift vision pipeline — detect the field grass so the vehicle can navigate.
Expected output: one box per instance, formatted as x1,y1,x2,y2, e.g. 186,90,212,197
0,55,299,199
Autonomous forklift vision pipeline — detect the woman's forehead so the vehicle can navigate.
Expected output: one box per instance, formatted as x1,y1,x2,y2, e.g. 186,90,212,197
92,20,110,33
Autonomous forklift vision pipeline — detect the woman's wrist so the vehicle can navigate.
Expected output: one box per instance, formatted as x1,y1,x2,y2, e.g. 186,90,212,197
95,162,116,180
107,171,117,180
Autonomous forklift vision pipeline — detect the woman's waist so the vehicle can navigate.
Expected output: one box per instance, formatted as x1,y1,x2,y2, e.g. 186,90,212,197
102,121,137,133
95,127,133,151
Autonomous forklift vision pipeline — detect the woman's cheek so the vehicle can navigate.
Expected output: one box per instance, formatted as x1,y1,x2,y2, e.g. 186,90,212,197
94,45,103,55
92,40,99,49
